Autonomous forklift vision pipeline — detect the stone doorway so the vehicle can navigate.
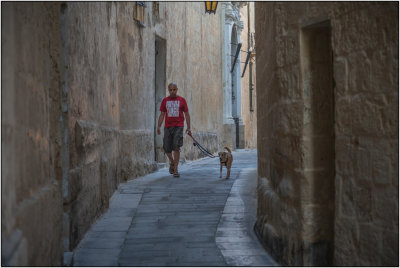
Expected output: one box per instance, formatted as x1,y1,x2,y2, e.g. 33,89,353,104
154,36,166,162
230,25,245,148
300,20,335,265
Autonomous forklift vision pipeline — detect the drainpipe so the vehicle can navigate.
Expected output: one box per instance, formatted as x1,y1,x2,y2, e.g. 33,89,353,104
247,2,250,52
247,3,254,112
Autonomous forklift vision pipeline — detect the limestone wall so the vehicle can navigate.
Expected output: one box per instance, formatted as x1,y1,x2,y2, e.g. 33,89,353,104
1,3,63,266
2,1,226,259
164,2,224,156
2,2,241,264
240,2,257,149
64,1,225,249
64,3,120,250
331,3,398,265
255,2,398,266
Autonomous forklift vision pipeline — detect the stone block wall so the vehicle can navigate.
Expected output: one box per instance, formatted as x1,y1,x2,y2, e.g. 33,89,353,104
62,2,225,248
183,132,219,160
62,2,123,250
2,2,243,264
62,2,167,249
164,2,224,156
255,2,398,266
240,2,257,149
2,3,63,266
331,3,398,266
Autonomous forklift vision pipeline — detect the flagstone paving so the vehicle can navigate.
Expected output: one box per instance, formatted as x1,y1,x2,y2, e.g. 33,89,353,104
72,149,277,266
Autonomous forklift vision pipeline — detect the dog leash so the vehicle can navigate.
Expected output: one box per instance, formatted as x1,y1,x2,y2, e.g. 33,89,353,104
187,132,217,158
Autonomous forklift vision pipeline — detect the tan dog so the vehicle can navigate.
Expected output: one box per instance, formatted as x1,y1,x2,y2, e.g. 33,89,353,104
218,147,233,179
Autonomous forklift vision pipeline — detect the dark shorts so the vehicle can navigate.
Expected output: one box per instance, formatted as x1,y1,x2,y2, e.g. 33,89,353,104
163,127,184,153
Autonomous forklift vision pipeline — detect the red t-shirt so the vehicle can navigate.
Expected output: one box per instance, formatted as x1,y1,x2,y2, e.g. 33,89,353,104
160,96,189,128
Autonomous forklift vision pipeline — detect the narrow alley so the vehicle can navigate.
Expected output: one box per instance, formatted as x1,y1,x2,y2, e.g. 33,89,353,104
2,2,398,267
72,149,277,266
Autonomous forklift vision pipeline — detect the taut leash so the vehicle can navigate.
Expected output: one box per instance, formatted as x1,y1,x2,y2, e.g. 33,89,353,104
187,132,217,158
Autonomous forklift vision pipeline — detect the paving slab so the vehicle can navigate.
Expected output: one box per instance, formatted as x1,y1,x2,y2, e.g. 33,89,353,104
90,217,132,232
87,231,127,239
72,149,277,266
224,255,277,267
215,167,277,266
73,248,120,266
77,237,125,249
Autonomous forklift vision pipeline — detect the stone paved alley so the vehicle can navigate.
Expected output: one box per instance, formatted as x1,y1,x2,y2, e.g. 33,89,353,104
71,149,277,266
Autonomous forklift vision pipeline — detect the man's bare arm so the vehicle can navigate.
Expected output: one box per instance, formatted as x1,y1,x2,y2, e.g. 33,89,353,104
157,112,165,134
184,111,191,135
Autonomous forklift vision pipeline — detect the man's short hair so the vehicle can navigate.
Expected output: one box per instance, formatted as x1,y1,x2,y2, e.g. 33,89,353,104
169,82,177,87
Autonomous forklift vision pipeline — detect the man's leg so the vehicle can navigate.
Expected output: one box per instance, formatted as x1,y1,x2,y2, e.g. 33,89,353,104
172,127,183,175
163,128,175,174
166,153,174,164
166,153,175,174
173,150,180,174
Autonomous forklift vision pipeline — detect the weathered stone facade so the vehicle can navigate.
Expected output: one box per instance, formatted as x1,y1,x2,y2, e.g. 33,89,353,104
2,3,63,265
60,1,228,255
240,2,257,149
2,2,253,265
255,2,398,266
165,2,224,157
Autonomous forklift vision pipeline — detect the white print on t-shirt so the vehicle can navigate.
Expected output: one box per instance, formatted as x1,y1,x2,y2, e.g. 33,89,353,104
166,100,180,117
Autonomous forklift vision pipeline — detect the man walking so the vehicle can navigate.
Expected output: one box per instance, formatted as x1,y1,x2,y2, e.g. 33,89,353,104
157,82,191,177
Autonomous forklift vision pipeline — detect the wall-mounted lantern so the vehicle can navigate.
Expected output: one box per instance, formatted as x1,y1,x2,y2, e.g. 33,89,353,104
205,1,218,14
134,2,146,27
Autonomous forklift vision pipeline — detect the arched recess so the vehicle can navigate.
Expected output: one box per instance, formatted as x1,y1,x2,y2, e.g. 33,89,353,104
221,2,245,149
231,25,238,119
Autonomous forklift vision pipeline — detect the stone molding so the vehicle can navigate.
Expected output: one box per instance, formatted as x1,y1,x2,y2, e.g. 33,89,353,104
236,21,244,32
224,2,237,24
221,1,246,149
224,2,243,27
